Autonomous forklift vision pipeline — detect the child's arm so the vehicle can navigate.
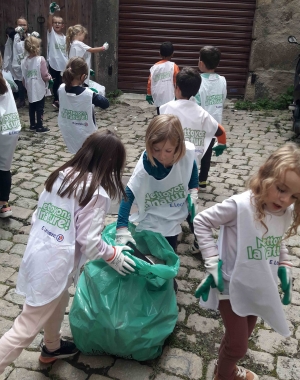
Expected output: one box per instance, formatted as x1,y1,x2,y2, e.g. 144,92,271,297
40,57,52,82
115,186,136,245
188,160,199,190
146,74,153,104
48,2,60,32
173,63,180,85
92,93,109,109
278,241,293,305
87,43,109,54
215,124,226,145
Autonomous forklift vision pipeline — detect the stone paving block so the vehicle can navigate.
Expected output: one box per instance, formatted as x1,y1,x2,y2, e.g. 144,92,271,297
0,228,13,240
5,271,18,287
9,206,32,220
0,299,21,318
247,349,275,371
12,234,29,244
0,284,9,298
19,225,32,235
50,361,88,380
0,266,16,282
277,356,300,380
0,218,24,231
14,350,49,371
177,279,193,292
6,368,48,380
176,291,197,306
108,359,153,380
186,314,219,333
0,366,13,380
155,373,183,380
61,315,73,339
255,329,298,355
0,253,22,268
15,198,38,210
89,376,111,380
9,244,26,256
0,240,13,252
0,317,13,335
4,288,25,305
77,354,114,368
159,347,202,379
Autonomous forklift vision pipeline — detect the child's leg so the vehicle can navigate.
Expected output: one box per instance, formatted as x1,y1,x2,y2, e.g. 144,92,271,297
36,97,45,129
165,235,178,252
28,102,36,127
48,66,62,102
217,300,257,380
199,138,214,186
156,107,160,115
0,290,69,374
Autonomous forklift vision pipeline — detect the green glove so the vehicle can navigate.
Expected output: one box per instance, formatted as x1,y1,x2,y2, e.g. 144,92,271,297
48,79,54,88
146,94,154,105
195,257,224,301
212,143,227,157
278,261,293,305
90,87,98,93
49,2,60,15
187,191,197,222
90,69,95,76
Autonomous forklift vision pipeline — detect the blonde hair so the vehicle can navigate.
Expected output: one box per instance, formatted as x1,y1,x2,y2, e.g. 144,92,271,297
62,57,88,87
145,114,186,166
53,16,64,24
248,143,300,238
66,24,87,57
24,36,40,56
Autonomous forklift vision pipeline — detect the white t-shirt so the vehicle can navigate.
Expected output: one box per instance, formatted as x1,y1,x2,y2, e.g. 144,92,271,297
69,40,91,84
47,27,67,71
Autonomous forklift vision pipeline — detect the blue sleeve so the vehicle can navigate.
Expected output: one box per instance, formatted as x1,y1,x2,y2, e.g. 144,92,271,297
116,186,135,229
188,160,199,189
92,93,110,109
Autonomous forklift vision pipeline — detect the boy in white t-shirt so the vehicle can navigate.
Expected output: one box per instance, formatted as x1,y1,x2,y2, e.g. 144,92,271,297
47,2,67,109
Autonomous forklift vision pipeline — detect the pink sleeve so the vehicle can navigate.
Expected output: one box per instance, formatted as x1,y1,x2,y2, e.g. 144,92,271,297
40,56,51,82
75,194,114,262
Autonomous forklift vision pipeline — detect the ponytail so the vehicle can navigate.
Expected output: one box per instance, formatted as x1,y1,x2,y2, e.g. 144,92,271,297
62,57,88,88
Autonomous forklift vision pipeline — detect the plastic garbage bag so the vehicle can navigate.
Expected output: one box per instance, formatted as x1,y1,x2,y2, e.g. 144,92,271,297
69,222,179,361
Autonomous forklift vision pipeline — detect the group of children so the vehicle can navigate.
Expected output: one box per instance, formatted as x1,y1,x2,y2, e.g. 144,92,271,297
0,6,300,380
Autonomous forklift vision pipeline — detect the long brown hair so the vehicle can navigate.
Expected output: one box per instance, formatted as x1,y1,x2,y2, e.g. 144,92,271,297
62,57,88,88
0,53,8,95
45,130,127,206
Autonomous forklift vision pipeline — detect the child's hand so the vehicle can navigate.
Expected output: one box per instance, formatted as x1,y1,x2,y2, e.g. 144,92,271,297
90,69,95,76
15,26,25,37
49,2,60,15
48,79,54,88
212,142,227,157
195,256,224,301
187,189,198,222
115,228,136,246
31,31,40,38
106,246,136,276
90,87,98,93
146,95,154,105
102,42,109,51
278,261,293,305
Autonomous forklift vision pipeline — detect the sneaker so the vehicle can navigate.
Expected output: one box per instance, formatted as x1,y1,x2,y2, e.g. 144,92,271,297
199,181,208,189
17,100,25,109
214,365,259,380
191,238,200,254
36,127,50,133
29,125,37,131
39,339,79,364
0,203,12,218
52,100,59,109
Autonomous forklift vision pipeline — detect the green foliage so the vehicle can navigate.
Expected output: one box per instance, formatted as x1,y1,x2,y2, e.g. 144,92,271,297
235,86,294,111
106,89,123,104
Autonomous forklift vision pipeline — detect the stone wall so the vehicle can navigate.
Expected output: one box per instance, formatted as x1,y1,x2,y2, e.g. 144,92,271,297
245,0,300,100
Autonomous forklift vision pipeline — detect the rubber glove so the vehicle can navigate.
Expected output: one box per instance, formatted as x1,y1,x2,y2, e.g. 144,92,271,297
146,95,154,105
15,26,25,37
48,79,54,88
90,69,95,76
105,246,136,276
102,42,109,51
212,141,227,157
187,188,198,222
195,256,224,301
115,227,136,246
90,87,98,93
49,2,60,15
31,31,40,38
278,261,293,305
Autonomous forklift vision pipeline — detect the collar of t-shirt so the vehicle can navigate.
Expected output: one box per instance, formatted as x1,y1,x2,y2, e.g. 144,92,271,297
142,151,172,180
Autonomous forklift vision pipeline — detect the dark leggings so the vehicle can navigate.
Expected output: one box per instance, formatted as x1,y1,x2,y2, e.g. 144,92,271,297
14,80,26,102
49,66,62,102
29,97,45,128
199,138,214,182
165,235,178,252
0,171,12,201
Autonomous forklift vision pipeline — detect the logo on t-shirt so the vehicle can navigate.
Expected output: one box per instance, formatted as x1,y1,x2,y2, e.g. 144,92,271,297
247,236,281,260
38,202,71,231
26,69,37,78
205,94,223,106
0,112,21,132
153,69,172,83
145,184,185,210
61,108,88,121
184,129,206,147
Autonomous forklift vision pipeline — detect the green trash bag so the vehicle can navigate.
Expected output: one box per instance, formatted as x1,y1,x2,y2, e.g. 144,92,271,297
69,222,179,361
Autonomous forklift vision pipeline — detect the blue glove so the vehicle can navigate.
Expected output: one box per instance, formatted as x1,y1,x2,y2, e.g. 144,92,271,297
195,257,224,301
146,95,154,105
278,261,292,305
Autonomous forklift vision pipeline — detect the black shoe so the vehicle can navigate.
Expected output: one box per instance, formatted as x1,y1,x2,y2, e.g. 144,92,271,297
29,125,37,131
199,181,207,189
191,238,200,254
17,100,25,109
36,127,50,133
39,339,79,364
52,101,59,109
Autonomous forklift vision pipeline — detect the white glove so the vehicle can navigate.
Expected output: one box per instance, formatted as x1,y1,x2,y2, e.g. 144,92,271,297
105,246,136,276
15,26,25,37
115,228,136,246
49,2,60,15
31,31,40,38
102,42,109,51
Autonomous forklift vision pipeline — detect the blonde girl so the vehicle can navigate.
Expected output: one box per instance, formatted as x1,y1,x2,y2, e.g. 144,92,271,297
21,36,51,133
116,114,199,253
66,24,108,85
58,57,109,154
194,143,300,380
0,53,21,218
0,130,135,373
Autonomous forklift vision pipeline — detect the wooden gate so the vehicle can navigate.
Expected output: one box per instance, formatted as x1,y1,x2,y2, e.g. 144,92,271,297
0,0,92,59
118,0,256,97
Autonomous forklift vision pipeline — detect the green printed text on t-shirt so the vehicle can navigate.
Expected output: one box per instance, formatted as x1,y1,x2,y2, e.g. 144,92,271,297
205,94,223,106
0,113,21,132
37,202,71,231
145,184,185,210
184,129,206,147
247,236,282,260
61,109,88,121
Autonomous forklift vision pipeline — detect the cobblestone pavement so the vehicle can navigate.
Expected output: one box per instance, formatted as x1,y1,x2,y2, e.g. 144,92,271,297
0,94,300,380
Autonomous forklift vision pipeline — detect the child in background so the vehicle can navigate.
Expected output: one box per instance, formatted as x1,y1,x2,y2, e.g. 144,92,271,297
146,41,180,115
194,143,300,380
58,57,109,154
3,27,16,74
0,53,21,218
116,114,198,253
21,36,51,133
194,46,227,188
47,2,67,109
66,24,108,86
0,130,135,374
